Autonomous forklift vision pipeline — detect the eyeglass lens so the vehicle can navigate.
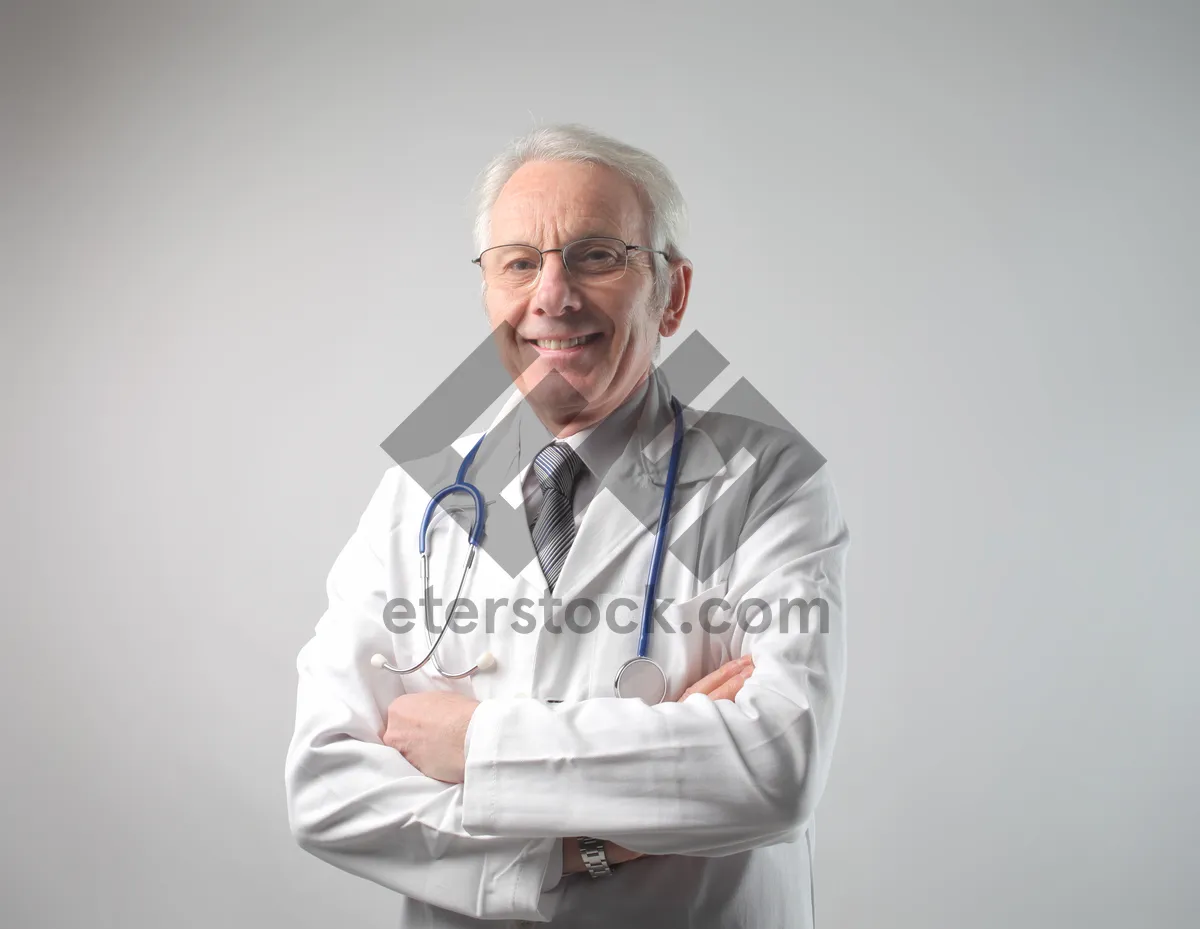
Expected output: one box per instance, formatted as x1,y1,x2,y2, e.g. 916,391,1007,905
478,237,629,287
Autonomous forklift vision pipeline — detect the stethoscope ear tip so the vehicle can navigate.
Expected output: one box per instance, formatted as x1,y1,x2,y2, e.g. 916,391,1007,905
475,651,496,672
370,653,387,669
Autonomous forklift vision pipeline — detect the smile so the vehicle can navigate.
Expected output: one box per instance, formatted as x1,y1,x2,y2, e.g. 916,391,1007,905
527,334,603,351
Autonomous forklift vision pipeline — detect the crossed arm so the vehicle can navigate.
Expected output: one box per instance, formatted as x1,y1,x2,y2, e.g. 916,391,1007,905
285,462,848,922
379,653,757,875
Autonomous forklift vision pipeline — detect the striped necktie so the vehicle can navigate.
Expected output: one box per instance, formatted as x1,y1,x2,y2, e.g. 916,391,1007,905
531,441,585,591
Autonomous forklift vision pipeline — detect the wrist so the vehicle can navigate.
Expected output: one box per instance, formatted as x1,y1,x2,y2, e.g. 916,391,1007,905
461,702,480,756
562,837,583,875
577,836,614,878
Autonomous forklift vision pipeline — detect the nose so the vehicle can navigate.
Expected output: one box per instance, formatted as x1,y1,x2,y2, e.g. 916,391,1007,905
531,250,581,317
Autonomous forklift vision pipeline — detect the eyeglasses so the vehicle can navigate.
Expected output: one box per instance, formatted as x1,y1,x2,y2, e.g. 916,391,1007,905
472,236,669,289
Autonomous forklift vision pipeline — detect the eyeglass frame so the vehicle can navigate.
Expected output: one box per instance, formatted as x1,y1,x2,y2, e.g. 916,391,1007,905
471,236,671,285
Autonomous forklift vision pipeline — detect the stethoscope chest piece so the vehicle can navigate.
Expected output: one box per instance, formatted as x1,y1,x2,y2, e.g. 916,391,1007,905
614,656,668,705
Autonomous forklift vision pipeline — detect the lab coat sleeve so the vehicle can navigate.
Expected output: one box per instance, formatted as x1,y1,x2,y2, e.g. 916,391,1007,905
460,455,849,858
284,466,565,922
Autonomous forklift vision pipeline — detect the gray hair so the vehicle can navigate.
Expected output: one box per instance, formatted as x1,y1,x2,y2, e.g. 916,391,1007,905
472,123,688,312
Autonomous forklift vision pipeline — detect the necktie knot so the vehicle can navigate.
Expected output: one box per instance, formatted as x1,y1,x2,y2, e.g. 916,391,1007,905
532,442,584,499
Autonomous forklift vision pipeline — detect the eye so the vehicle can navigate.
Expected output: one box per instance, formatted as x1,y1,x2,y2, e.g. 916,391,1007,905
570,241,623,271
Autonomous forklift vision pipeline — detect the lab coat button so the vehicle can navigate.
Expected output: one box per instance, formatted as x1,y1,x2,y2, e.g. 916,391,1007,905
514,691,529,699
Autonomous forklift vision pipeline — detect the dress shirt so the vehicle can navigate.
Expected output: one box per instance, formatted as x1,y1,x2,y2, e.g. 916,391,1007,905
518,378,650,532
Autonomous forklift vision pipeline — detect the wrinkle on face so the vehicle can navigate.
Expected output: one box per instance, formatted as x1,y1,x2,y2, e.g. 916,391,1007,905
483,159,664,436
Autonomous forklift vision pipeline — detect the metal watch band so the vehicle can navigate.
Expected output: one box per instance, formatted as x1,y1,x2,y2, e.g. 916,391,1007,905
577,836,614,878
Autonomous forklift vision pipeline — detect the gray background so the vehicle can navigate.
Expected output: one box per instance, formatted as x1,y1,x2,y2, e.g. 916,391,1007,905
2,1,1197,927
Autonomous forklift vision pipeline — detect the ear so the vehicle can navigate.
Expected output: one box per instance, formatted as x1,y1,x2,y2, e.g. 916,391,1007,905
658,258,694,337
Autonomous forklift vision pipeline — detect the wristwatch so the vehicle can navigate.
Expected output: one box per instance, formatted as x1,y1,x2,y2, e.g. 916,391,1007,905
577,836,614,878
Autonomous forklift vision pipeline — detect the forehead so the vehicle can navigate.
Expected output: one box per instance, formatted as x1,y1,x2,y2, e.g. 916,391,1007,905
488,160,647,245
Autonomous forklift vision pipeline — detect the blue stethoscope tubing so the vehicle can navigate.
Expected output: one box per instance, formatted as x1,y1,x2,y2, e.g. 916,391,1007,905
372,395,685,705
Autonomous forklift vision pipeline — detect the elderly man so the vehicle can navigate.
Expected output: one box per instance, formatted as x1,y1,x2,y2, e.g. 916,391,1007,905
285,124,849,928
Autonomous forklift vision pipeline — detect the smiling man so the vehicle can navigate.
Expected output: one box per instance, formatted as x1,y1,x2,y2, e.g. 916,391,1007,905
478,155,689,435
285,124,850,929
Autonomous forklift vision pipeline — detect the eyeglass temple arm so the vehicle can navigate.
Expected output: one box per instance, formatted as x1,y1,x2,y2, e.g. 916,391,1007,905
627,245,672,259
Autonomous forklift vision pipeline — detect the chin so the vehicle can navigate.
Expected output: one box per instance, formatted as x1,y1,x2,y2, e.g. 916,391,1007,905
520,365,604,417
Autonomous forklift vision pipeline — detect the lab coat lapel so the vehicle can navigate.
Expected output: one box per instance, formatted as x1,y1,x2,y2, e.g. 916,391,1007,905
412,393,544,591
551,370,726,607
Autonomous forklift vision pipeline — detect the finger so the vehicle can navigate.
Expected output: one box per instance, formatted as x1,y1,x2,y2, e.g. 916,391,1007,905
680,655,751,700
708,668,753,702
678,655,751,700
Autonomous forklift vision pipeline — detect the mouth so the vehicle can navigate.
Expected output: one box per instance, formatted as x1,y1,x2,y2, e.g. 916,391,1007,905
524,333,604,354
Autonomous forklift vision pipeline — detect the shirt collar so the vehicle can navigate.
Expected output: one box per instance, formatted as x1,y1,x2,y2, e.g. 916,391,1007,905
511,376,651,487
559,377,648,467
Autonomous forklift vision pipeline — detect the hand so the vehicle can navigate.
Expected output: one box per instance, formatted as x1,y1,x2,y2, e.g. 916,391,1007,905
561,655,757,875
380,691,480,784
678,653,755,702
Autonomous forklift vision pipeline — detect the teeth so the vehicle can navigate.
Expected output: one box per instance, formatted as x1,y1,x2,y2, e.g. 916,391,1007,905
533,336,591,350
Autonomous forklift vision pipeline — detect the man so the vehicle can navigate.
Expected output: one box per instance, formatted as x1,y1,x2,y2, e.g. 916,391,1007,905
285,124,849,928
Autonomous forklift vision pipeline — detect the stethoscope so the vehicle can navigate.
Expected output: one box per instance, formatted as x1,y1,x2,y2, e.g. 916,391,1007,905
371,395,685,705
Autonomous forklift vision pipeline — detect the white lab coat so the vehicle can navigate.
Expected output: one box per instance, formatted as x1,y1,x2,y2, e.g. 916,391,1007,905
285,371,850,928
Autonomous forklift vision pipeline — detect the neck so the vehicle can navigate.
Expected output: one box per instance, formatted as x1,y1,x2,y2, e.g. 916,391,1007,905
528,370,651,439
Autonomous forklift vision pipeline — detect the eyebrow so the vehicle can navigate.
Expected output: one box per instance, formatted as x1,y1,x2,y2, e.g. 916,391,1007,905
505,230,628,248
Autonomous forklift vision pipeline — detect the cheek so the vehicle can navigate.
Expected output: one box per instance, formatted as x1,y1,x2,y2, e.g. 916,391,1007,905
606,292,652,340
485,300,528,343
618,300,659,348
483,301,508,329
